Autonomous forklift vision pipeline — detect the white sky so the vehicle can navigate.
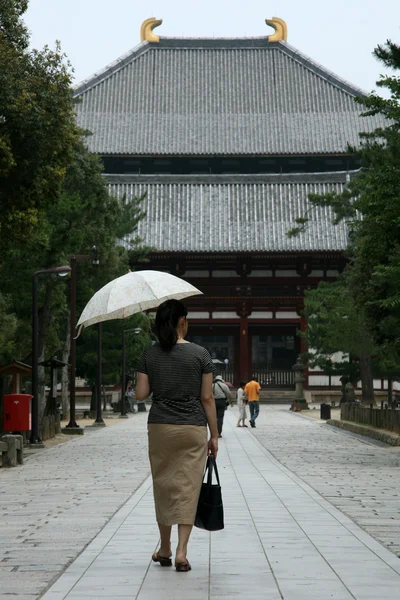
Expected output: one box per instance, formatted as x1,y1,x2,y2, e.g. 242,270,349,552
25,0,400,92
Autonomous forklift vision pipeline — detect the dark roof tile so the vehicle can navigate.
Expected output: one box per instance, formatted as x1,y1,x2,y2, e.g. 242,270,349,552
74,38,384,156
108,172,351,252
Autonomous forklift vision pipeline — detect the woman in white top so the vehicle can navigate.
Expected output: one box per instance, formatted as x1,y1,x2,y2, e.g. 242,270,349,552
236,380,248,427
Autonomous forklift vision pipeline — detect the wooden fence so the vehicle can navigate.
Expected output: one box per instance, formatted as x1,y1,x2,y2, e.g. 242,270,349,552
341,403,400,434
252,366,295,389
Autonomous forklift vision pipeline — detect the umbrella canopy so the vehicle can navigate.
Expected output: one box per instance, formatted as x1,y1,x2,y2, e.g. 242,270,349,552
77,270,202,329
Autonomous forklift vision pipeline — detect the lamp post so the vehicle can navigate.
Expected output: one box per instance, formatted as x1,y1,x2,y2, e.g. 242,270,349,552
120,327,142,418
63,247,99,435
92,323,105,426
31,266,71,445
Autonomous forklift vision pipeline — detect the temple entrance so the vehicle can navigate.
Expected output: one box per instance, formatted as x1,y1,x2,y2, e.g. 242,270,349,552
186,323,299,388
187,325,239,384
249,325,299,389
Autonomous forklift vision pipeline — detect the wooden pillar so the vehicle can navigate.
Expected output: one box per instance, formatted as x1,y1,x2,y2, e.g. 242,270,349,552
300,314,308,389
239,316,249,382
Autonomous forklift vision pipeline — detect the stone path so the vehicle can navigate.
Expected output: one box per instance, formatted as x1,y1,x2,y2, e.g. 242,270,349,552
2,406,400,599
252,408,400,558
37,409,400,600
0,417,150,600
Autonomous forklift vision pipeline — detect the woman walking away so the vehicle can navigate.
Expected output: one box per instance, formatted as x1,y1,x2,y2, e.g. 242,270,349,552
136,300,218,573
236,380,248,427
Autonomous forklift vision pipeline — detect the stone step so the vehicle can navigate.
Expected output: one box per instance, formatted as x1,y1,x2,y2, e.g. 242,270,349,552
260,398,293,404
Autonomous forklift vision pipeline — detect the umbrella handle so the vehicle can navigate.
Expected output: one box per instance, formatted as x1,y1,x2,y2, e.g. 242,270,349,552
74,324,83,340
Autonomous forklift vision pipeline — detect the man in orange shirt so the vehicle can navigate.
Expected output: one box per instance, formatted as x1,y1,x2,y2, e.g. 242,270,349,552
244,376,261,428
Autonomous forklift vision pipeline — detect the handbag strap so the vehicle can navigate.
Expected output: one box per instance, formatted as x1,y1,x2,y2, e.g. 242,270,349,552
206,454,221,487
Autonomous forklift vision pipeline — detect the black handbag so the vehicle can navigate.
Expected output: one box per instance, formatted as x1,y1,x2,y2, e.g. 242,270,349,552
194,454,224,531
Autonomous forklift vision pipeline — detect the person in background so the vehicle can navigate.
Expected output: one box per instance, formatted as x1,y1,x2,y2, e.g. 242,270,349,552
135,299,218,573
126,385,136,413
244,376,261,428
212,374,232,438
236,380,248,427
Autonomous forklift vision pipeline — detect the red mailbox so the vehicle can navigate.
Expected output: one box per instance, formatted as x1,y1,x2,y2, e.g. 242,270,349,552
3,393,32,432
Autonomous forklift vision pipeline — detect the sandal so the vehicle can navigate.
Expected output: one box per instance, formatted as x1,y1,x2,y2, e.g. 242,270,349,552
152,552,172,567
175,560,192,572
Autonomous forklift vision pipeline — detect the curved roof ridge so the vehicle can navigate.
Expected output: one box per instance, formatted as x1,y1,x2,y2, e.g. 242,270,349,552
73,40,149,96
160,35,269,40
278,41,369,98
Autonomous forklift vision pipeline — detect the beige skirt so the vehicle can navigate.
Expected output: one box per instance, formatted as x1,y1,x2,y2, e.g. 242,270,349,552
148,424,208,526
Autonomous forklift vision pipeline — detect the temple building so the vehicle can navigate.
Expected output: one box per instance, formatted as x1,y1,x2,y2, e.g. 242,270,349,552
74,17,383,392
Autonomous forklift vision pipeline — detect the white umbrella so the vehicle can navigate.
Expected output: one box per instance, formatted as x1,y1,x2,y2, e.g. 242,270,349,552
77,270,202,329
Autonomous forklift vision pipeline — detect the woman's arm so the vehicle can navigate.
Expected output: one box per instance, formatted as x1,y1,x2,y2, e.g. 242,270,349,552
201,372,219,456
135,372,151,401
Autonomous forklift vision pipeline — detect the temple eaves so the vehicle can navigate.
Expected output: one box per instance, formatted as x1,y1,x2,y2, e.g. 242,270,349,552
139,16,288,43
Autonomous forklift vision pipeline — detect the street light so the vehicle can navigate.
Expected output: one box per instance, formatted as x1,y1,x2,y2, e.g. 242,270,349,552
63,247,99,434
31,266,71,445
120,327,142,418
91,322,105,427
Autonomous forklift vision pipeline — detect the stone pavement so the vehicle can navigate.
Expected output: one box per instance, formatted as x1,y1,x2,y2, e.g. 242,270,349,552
252,408,400,558
2,407,400,599
0,416,150,600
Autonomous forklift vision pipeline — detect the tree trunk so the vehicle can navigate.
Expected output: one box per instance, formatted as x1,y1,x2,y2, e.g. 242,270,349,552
90,384,96,418
37,283,54,430
61,314,70,420
0,377,4,436
359,350,375,406
38,352,46,436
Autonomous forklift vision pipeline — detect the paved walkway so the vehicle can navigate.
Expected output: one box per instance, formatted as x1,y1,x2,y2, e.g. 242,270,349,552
252,408,400,558
2,407,400,599
41,410,400,600
0,417,150,600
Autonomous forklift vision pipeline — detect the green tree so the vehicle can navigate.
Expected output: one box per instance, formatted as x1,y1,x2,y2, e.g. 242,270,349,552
0,141,148,421
0,0,80,255
76,313,153,388
303,279,376,404
0,3,150,427
289,39,400,392
0,293,18,364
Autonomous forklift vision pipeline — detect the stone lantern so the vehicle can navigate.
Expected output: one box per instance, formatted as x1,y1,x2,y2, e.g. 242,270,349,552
291,357,309,410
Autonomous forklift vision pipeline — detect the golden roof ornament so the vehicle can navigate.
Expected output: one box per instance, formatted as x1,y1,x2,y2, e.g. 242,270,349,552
266,17,288,42
140,17,163,43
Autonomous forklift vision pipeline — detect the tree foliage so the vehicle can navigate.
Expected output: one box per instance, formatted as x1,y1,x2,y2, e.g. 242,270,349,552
0,139,149,381
290,40,400,384
0,2,151,427
0,0,80,255
302,278,377,403
0,293,18,364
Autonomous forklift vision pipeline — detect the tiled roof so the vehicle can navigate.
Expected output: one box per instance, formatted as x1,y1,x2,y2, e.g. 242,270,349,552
74,38,384,157
108,172,351,252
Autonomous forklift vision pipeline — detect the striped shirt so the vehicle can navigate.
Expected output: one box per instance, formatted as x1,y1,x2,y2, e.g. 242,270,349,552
137,342,215,426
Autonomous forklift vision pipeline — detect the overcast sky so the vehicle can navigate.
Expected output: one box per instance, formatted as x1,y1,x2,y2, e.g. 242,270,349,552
25,0,400,92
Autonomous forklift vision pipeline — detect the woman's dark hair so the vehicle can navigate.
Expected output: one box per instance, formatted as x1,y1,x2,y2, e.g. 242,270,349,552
240,380,246,387
155,299,188,351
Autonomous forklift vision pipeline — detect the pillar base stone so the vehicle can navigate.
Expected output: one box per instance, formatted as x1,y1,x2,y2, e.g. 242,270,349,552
61,427,84,435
